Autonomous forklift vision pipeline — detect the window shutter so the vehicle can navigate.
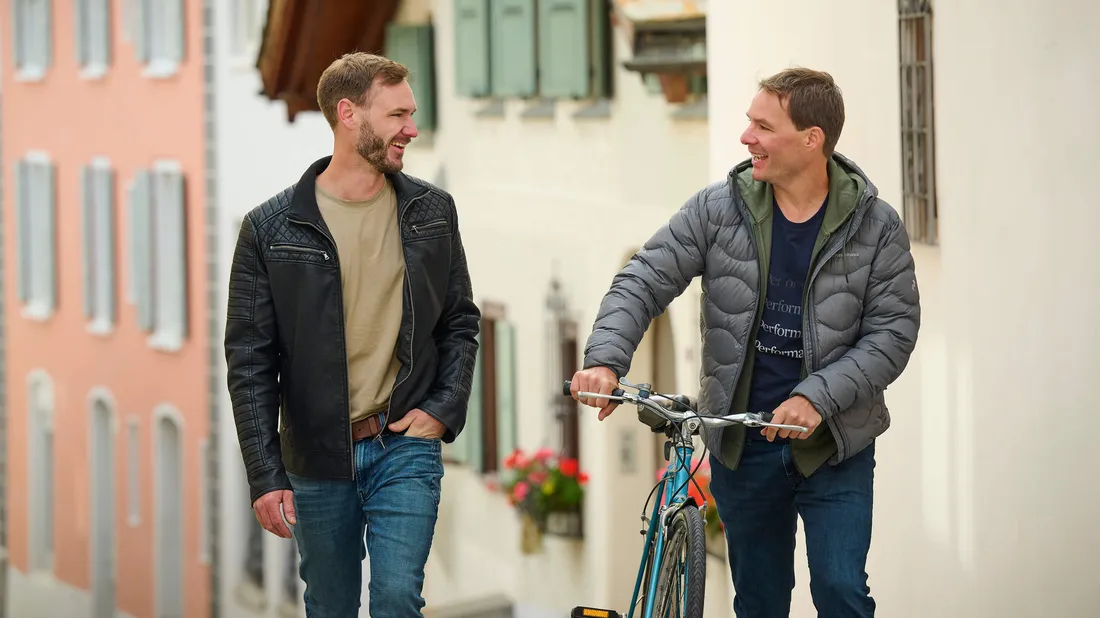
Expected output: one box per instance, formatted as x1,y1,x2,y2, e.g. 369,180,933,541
460,332,485,471
495,321,518,469
167,170,187,339
11,0,25,69
132,0,148,63
538,0,589,98
171,0,185,64
74,0,87,66
14,160,29,303
42,162,57,312
40,0,53,70
100,167,117,325
129,171,154,331
386,24,437,131
81,165,95,317
453,0,491,97
490,0,538,98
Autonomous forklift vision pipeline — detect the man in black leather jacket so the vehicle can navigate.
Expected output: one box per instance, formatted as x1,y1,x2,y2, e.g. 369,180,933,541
224,52,480,617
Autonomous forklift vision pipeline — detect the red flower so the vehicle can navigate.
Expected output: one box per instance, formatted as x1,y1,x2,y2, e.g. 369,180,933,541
577,472,589,485
559,458,579,477
534,447,555,462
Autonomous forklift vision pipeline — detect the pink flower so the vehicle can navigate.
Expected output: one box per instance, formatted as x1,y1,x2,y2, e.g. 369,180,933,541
534,447,555,462
512,481,530,503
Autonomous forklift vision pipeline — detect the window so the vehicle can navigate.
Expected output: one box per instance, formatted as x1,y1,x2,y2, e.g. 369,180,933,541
75,0,111,77
129,161,188,351
133,0,185,77
449,302,518,475
10,0,52,80
385,23,437,131
88,392,117,618
546,278,580,461
14,153,57,321
82,159,117,334
898,0,938,244
453,0,611,101
27,371,55,574
230,0,267,60
154,407,184,618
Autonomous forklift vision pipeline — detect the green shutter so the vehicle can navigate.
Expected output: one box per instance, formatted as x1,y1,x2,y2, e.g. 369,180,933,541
454,0,491,97
452,331,484,470
538,0,588,98
101,167,116,326
386,23,437,132
490,0,537,97
495,321,518,469
42,163,56,312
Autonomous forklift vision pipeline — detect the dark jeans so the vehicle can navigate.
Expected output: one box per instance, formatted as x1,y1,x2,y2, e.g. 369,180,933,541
709,437,876,618
287,433,444,617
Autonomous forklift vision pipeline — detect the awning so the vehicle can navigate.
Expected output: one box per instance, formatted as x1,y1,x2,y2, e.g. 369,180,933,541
256,0,402,122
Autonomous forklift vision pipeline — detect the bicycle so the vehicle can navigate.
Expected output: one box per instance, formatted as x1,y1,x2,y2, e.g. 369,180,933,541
562,378,809,618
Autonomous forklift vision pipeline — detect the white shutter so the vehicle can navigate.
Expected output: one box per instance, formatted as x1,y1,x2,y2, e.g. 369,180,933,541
39,0,52,70
100,167,117,325
132,0,148,63
14,160,30,303
11,0,25,70
82,165,96,317
171,0,185,64
74,0,87,66
495,321,517,469
129,171,154,331
41,162,57,313
166,169,187,340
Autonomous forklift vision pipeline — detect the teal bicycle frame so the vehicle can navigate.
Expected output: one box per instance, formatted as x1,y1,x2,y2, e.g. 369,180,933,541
629,430,697,618
564,377,809,618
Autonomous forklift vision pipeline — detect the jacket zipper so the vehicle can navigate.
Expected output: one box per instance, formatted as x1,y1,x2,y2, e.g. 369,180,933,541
802,193,872,460
384,191,431,439
285,214,356,480
411,219,447,235
730,203,765,416
269,244,330,261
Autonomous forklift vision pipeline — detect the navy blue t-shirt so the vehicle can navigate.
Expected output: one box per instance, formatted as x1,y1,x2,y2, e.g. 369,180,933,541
746,196,827,440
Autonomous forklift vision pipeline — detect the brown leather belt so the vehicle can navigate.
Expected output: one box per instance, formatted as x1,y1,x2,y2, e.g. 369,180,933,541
351,413,385,442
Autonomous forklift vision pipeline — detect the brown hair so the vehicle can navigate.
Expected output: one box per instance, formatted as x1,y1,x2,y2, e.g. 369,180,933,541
758,67,845,157
316,52,409,128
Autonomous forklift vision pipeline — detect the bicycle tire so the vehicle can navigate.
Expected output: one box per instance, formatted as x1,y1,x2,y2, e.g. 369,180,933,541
651,506,707,618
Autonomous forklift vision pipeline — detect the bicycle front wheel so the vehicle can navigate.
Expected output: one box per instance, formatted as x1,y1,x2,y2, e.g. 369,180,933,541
651,505,707,618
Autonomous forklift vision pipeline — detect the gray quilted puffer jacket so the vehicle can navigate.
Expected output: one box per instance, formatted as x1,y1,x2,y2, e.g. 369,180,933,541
582,153,921,474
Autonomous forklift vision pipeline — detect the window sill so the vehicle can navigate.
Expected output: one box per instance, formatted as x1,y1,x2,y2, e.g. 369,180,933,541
22,303,53,322
148,329,184,353
87,318,114,337
79,63,109,81
14,66,47,82
143,59,180,80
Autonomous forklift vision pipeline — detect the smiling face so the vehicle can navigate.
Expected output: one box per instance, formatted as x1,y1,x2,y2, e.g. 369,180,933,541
740,89,822,184
352,79,419,174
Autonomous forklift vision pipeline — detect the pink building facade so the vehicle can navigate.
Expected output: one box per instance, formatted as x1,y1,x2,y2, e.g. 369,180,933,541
2,1,214,617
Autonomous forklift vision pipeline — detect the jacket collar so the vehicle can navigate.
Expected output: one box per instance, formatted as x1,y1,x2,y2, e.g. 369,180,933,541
288,155,430,225
729,152,873,237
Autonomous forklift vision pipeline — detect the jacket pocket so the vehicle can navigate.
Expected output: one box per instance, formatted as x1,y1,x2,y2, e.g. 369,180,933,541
269,243,331,262
409,219,450,240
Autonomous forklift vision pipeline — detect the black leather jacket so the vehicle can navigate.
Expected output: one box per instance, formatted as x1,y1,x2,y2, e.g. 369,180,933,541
225,156,480,503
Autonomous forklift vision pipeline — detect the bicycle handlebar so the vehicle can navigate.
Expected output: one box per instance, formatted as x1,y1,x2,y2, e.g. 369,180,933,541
562,380,809,434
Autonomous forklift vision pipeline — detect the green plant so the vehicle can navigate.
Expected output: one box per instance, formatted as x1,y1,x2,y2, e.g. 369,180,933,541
500,447,589,526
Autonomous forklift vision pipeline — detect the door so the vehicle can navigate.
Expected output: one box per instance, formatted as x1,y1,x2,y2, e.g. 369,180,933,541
156,414,183,618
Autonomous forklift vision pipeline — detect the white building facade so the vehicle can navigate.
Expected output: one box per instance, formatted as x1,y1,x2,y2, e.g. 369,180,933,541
707,1,1100,616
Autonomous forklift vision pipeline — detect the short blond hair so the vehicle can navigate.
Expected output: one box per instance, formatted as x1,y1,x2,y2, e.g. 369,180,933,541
316,52,409,128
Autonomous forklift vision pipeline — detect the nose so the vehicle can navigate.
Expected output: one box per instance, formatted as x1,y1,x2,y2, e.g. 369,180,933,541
404,118,419,139
740,126,755,146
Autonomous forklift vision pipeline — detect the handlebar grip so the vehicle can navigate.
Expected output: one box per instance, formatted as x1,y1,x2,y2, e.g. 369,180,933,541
759,411,774,422
561,380,623,398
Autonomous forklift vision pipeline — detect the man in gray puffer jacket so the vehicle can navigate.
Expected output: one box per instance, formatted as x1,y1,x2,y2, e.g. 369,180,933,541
569,68,920,617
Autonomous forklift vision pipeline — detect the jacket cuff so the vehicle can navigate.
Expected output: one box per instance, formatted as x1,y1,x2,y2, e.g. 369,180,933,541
248,466,293,506
790,377,836,419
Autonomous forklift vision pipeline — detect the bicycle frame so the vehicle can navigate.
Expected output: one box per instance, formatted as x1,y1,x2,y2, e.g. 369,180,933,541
628,421,697,618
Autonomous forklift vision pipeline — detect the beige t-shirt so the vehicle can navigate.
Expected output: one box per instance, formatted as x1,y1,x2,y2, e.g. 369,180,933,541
316,180,405,424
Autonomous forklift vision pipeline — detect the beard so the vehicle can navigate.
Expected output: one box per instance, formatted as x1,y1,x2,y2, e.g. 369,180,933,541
356,122,403,174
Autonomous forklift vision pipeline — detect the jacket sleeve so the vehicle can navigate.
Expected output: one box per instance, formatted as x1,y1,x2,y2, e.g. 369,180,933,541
582,189,710,377
224,214,292,504
416,198,481,443
790,211,921,419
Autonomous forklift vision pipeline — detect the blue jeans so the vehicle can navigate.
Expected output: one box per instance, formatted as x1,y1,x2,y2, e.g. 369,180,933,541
286,433,444,618
709,437,876,618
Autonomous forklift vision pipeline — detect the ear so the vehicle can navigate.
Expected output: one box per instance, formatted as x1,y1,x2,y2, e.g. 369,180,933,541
336,98,357,130
805,126,826,153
